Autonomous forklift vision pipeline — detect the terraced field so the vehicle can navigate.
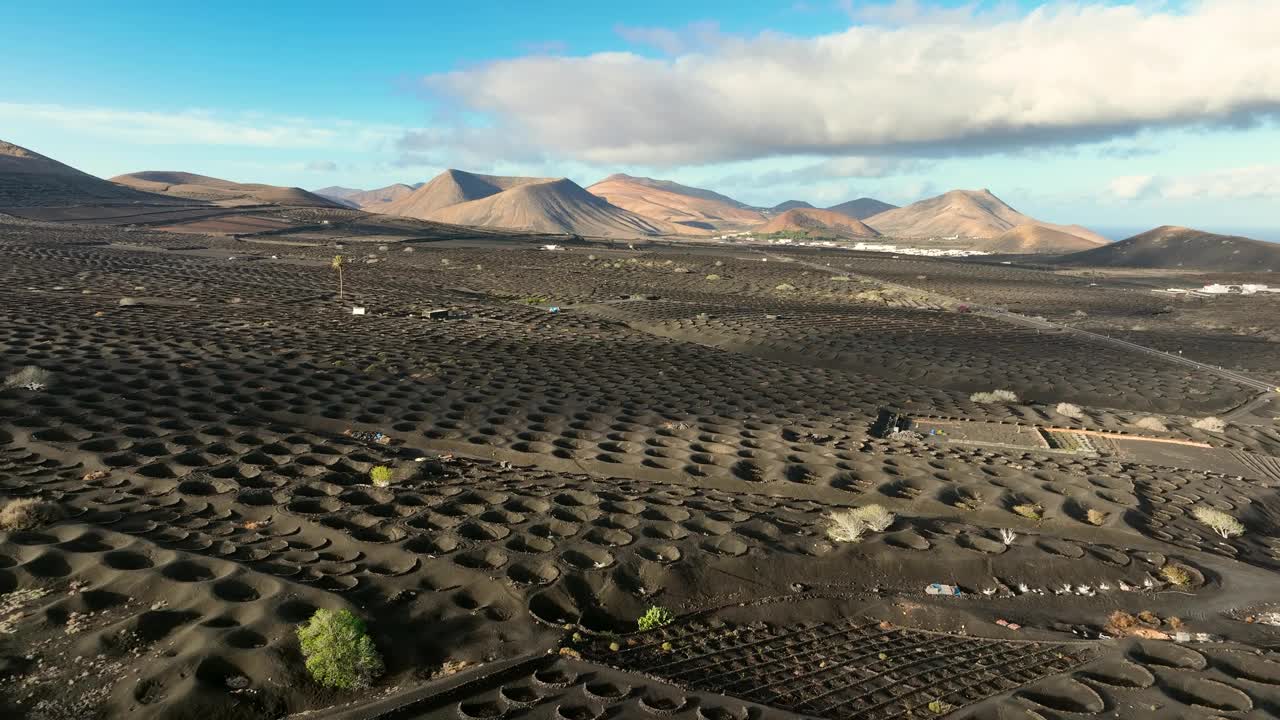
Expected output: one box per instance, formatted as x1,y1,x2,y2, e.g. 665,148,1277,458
3,218,1280,719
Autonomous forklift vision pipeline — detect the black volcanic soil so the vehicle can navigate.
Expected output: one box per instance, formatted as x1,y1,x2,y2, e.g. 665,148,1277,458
3,217,1280,720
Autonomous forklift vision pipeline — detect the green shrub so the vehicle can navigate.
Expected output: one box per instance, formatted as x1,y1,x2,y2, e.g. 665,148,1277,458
369,466,393,487
637,605,675,631
297,609,384,690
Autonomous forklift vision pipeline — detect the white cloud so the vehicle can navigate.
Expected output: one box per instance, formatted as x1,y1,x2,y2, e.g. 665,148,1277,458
0,102,401,150
1108,174,1156,200
421,0,1280,166
614,21,725,55
1108,165,1280,202
1161,165,1280,200
713,155,926,190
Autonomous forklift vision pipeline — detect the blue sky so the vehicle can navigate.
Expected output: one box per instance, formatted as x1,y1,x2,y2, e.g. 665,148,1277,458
3,0,1278,239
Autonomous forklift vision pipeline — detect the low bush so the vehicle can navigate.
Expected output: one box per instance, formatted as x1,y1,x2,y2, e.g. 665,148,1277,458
1192,416,1227,432
1133,416,1168,432
970,389,1018,404
927,699,954,715
1190,505,1244,538
4,365,51,391
297,609,384,690
369,466,393,487
826,504,896,542
1055,402,1084,419
1011,503,1043,520
1160,564,1193,587
637,605,675,631
774,283,796,292
0,499,64,531
704,274,721,281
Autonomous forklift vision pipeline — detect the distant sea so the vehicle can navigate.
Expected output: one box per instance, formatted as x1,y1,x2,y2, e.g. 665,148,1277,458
1094,226,1280,243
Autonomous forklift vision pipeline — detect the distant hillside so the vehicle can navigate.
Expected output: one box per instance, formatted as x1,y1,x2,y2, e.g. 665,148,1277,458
987,224,1107,254
759,208,880,239
826,197,897,220
342,183,416,211
0,140,170,207
864,188,1108,253
586,173,761,231
381,169,551,220
591,174,752,208
1054,226,1280,271
769,200,814,212
426,177,683,238
113,171,345,208
314,186,362,201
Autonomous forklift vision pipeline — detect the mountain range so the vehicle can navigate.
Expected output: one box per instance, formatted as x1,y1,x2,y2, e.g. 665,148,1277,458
5,138,1272,268
326,174,1109,252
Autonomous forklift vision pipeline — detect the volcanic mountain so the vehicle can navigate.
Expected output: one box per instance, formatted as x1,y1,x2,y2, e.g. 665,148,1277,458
318,183,417,211
424,177,683,237
1054,226,1280,271
586,173,763,231
380,170,553,220
863,189,1108,251
0,140,169,207
112,171,346,208
759,208,881,239
826,197,898,220
769,200,815,213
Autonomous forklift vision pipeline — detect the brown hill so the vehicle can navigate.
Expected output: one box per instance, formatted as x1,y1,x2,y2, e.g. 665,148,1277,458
0,140,171,207
112,171,346,208
586,174,762,231
987,224,1109,254
381,169,552,220
826,197,897,220
1054,226,1280,271
426,178,682,237
864,189,1028,238
312,186,363,208
864,189,1108,250
759,208,881,239
346,183,416,211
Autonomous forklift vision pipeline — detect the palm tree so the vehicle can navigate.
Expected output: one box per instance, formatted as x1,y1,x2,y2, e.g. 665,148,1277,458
332,255,344,301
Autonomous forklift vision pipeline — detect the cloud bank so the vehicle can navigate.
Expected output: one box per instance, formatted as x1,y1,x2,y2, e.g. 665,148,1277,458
1110,165,1280,202
421,0,1280,166
0,103,399,150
